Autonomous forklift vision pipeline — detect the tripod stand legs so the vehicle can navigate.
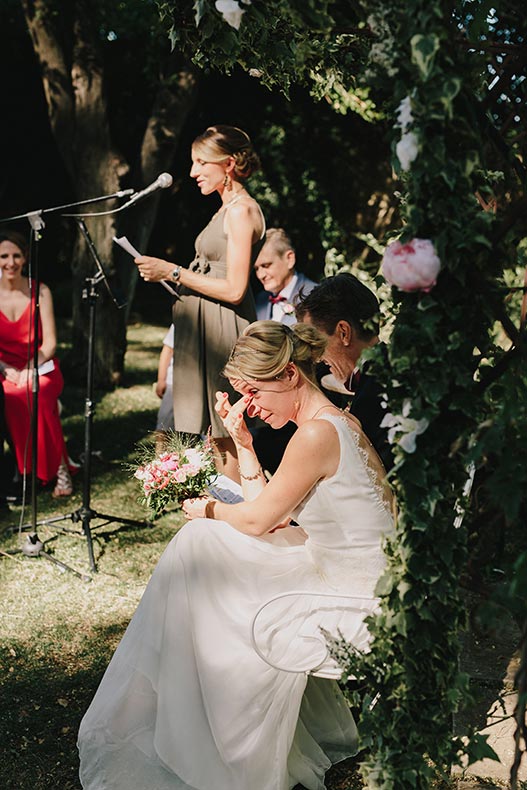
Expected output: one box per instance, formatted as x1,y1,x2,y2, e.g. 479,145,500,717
3,533,93,582
72,507,150,573
7,506,151,572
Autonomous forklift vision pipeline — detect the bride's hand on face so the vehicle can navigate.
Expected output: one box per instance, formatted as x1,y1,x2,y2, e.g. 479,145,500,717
214,391,254,449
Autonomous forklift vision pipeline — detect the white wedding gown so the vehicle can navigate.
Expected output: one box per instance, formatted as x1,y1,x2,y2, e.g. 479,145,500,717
78,415,394,790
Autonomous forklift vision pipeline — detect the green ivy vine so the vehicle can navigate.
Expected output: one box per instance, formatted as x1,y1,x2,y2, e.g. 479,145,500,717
156,0,527,785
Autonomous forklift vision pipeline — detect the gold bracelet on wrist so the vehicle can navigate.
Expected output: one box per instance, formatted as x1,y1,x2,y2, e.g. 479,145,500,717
238,465,263,481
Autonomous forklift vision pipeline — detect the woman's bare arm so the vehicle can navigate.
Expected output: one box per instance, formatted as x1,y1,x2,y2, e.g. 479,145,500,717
37,284,57,365
186,420,340,536
135,202,260,305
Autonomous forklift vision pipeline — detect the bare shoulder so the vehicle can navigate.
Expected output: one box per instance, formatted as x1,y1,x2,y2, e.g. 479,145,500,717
284,418,340,478
287,418,340,456
39,282,53,299
227,196,263,234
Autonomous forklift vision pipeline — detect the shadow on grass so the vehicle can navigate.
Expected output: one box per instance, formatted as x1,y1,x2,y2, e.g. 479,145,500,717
59,407,158,466
0,624,127,790
119,366,161,388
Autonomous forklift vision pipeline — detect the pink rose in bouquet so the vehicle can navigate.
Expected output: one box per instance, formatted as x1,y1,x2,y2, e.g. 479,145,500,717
381,238,441,292
132,433,217,518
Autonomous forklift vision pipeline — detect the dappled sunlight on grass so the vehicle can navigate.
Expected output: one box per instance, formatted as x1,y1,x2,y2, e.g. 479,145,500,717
0,322,186,788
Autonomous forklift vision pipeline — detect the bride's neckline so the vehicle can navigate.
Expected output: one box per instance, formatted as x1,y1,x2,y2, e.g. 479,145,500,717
309,404,338,420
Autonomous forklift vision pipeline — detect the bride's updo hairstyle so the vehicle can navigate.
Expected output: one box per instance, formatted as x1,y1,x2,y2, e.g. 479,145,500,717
224,320,327,385
192,125,260,180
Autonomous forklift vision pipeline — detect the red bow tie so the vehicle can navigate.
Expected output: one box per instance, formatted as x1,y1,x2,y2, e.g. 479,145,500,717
268,294,287,304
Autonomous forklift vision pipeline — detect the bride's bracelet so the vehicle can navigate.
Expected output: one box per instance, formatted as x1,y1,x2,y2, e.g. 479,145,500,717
238,464,263,481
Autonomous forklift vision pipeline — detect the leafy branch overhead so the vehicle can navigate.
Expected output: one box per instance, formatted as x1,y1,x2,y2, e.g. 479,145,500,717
156,0,372,100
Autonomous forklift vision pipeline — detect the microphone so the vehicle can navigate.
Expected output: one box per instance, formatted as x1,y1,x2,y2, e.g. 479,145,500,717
127,172,173,205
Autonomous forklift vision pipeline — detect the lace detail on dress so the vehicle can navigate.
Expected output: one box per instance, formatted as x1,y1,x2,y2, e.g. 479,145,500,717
334,415,393,518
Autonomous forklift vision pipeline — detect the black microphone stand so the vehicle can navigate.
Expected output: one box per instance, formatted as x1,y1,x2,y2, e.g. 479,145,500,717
21,217,151,569
8,218,150,573
2,188,147,578
2,212,92,580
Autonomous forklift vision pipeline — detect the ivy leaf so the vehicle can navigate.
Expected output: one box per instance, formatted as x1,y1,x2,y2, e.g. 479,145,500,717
464,733,500,766
410,34,440,80
375,570,394,597
193,0,208,27
439,76,461,117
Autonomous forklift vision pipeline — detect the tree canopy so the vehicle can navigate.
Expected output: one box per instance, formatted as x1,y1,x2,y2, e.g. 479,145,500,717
2,0,525,784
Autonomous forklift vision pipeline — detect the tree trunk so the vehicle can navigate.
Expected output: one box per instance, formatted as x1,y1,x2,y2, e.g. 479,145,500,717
116,59,199,318
20,0,75,176
68,1,129,386
20,0,199,386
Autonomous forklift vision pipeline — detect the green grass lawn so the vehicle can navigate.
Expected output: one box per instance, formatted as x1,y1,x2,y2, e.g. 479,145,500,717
0,322,491,790
0,322,187,789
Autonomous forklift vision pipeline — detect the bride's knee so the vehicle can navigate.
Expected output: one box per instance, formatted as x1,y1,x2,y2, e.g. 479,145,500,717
176,518,217,548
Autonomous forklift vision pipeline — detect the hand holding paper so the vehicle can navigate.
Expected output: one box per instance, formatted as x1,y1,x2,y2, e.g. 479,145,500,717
113,236,180,298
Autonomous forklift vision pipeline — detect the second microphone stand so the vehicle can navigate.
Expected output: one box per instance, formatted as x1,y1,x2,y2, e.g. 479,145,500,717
15,219,150,572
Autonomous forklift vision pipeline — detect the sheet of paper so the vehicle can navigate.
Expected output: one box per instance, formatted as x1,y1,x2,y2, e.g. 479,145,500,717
113,235,141,258
113,236,180,298
37,359,55,375
207,473,244,504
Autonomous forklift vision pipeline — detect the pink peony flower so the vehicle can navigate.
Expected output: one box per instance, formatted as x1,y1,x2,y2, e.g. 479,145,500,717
174,468,189,484
381,238,441,292
160,458,180,472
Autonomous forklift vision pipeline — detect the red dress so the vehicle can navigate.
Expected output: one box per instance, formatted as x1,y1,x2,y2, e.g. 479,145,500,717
0,294,69,485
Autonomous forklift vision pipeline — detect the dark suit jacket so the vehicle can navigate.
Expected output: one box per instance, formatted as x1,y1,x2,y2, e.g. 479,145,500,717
349,352,393,472
255,272,316,325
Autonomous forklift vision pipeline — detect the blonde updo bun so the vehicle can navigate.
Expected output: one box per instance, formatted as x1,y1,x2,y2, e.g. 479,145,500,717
192,125,260,179
224,320,327,384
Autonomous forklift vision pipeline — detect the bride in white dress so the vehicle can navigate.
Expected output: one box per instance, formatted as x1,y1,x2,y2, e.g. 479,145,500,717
78,320,394,790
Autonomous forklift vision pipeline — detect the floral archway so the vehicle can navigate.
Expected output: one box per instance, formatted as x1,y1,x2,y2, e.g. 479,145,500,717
157,1,527,785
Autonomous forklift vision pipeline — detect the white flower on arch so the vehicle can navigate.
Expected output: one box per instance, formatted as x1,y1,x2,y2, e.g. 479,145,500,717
380,399,429,454
396,131,419,171
394,95,419,171
215,0,251,30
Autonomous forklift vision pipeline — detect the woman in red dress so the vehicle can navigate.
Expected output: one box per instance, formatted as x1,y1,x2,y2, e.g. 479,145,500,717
0,230,74,496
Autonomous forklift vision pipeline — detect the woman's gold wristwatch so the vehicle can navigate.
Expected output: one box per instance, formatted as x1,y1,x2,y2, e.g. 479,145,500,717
171,265,182,282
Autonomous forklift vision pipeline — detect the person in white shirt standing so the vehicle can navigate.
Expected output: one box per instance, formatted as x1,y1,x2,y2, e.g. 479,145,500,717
154,324,174,450
254,228,316,326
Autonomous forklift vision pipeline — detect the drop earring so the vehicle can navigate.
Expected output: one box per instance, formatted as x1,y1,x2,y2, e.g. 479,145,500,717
293,388,300,414
223,173,232,191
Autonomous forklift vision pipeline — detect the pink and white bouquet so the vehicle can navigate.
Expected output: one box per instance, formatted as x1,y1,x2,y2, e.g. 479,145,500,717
132,433,217,518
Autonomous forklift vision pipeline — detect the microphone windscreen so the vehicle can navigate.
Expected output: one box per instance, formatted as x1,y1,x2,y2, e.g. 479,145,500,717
158,173,173,189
